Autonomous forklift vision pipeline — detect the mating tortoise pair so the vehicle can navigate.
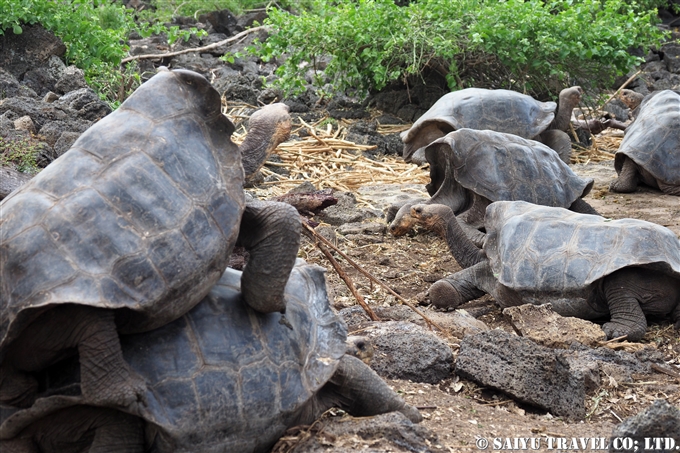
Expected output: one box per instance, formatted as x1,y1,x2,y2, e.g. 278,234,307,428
0,68,419,450
0,68,298,411
0,262,420,452
410,200,680,341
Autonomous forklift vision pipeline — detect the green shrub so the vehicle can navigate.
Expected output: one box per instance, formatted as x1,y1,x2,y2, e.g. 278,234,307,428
144,0,317,23
257,0,667,97
0,0,204,107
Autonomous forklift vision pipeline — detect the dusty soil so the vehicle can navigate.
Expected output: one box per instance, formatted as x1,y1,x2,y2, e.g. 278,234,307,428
277,155,680,451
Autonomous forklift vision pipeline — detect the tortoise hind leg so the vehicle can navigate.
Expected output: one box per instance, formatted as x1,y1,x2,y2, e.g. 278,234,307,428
316,355,422,423
3,305,146,410
609,156,639,193
1,406,144,453
77,308,147,410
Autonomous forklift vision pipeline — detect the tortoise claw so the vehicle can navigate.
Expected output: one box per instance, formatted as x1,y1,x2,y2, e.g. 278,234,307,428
602,321,646,342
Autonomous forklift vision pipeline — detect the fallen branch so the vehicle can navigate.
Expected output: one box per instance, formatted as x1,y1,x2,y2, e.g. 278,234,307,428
651,363,680,379
303,226,379,322
302,222,448,335
121,25,269,64
599,335,628,344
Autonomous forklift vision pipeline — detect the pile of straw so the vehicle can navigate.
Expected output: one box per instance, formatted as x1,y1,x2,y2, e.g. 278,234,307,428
228,108,429,198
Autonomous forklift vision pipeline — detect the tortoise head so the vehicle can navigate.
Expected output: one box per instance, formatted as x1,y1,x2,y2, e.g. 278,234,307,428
240,103,292,181
559,86,583,109
388,200,421,237
346,335,374,365
409,203,454,239
619,89,645,110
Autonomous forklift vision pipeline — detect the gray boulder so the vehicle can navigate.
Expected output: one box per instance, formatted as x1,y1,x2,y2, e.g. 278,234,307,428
0,68,38,99
610,400,680,452
0,24,66,83
456,329,588,419
357,320,453,384
54,66,88,94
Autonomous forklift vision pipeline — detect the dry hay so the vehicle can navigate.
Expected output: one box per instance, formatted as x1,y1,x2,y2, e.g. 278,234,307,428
225,104,430,203
571,130,622,164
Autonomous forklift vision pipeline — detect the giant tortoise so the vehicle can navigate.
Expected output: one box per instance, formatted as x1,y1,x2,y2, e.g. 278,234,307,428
409,200,680,341
0,68,298,411
0,262,421,453
610,89,680,196
389,129,597,247
401,86,582,164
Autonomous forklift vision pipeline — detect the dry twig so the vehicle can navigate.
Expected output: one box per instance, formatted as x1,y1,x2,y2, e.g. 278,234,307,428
601,70,642,107
302,223,448,335
122,26,269,64
304,227,380,322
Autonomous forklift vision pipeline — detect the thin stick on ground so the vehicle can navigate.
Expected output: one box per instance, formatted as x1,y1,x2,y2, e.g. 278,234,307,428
651,363,680,379
302,222,448,335
303,228,379,322
121,26,269,64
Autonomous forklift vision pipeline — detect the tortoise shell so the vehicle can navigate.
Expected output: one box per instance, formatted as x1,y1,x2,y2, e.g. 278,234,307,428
615,89,680,187
401,88,556,160
0,263,347,453
484,201,680,292
425,129,593,207
0,69,245,354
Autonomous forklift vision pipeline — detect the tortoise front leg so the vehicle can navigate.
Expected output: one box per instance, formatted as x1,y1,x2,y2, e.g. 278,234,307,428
236,200,301,313
316,355,422,423
609,156,639,193
601,269,648,341
429,261,526,310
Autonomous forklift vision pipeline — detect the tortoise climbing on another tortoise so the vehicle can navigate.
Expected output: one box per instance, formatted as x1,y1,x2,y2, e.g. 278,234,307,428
610,89,680,195
0,68,298,411
409,200,680,341
401,86,583,164
0,263,421,453
388,128,598,245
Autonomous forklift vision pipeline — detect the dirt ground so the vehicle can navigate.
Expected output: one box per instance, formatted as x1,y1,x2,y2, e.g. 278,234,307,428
280,157,680,452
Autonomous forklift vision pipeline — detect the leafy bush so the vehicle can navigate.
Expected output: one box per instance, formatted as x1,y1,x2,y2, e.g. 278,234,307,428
0,0,204,107
146,0,316,22
257,0,668,97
